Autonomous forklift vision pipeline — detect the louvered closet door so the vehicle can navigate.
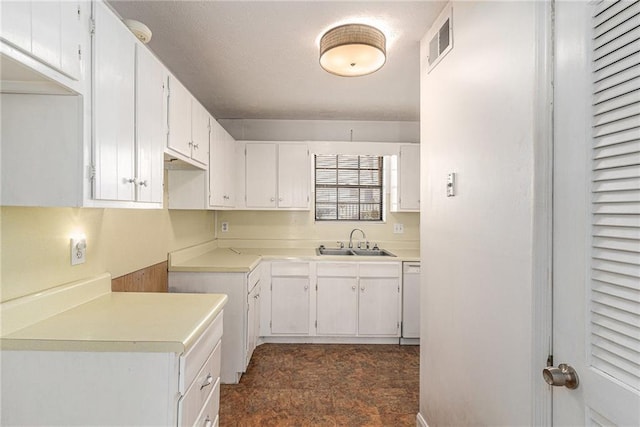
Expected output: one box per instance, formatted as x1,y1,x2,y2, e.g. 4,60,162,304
553,1,640,425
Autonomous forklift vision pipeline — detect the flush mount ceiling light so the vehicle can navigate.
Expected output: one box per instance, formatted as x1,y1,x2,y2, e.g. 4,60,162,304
319,24,386,77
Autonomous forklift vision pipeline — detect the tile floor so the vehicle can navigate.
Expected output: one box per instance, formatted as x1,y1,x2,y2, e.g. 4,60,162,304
219,343,420,426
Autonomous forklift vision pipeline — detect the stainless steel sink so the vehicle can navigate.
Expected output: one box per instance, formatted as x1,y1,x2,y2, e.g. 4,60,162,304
352,249,396,257
316,247,396,257
316,247,356,256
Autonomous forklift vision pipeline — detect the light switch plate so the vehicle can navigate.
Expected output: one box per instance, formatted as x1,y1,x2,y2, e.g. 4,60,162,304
70,236,86,265
221,222,229,232
393,223,404,234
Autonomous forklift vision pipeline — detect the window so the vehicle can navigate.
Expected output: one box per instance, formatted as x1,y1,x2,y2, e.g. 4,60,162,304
315,154,383,221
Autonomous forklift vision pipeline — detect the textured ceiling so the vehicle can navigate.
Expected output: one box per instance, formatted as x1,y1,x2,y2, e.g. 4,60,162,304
109,1,446,122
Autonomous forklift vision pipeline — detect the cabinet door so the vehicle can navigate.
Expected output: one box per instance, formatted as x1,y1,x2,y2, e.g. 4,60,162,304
399,144,420,211
92,1,136,201
316,277,357,335
278,143,310,209
358,278,400,336
1,1,32,52
208,120,226,207
59,0,82,79
190,100,209,166
31,1,60,70
135,45,165,203
223,134,236,207
245,143,277,208
167,76,192,158
246,283,261,366
270,277,309,334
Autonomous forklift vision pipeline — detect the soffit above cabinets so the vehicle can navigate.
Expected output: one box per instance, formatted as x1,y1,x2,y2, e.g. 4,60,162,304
108,1,447,122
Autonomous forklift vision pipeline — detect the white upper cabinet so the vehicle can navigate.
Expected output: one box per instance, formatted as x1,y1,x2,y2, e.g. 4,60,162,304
167,76,210,169
1,2,32,53
92,1,164,207
190,101,210,166
209,120,236,208
1,1,84,83
396,144,420,212
92,0,136,202
135,44,166,204
166,76,192,158
244,142,310,210
245,143,278,208
278,144,310,209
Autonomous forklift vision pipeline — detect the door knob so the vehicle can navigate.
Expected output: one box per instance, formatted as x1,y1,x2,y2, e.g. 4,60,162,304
542,363,579,389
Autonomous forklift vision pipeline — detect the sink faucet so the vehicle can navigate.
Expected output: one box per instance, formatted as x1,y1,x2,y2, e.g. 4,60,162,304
348,228,367,249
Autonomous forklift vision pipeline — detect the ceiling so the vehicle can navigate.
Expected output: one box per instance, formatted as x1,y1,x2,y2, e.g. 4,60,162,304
108,1,446,122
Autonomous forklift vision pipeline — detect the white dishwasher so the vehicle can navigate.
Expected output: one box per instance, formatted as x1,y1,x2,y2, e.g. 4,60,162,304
402,262,420,343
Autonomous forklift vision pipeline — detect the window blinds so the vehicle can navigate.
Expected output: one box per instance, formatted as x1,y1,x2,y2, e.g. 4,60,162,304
315,154,383,221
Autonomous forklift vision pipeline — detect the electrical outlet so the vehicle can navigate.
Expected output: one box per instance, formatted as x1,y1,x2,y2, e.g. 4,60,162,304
393,223,404,234
70,236,86,265
221,222,229,233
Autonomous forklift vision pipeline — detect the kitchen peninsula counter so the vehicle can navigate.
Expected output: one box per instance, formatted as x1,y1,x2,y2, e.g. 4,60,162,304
1,273,227,353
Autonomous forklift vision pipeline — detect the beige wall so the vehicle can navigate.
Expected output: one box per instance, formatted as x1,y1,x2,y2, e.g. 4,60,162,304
0,206,215,302
216,208,419,248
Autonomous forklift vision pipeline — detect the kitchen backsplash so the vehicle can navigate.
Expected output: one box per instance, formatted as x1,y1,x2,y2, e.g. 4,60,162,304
215,209,419,246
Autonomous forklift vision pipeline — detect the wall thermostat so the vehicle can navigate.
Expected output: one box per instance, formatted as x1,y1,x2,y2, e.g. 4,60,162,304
447,173,456,197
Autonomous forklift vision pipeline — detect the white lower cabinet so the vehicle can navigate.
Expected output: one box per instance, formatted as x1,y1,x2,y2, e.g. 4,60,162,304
1,311,223,426
316,262,401,337
270,261,311,335
265,260,402,339
169,264,263,384
316,262,358,336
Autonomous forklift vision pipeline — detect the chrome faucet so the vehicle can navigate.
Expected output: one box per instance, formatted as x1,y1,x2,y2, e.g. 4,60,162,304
348,228,367,249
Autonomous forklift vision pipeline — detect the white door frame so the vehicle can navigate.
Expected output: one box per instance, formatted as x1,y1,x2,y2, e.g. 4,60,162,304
531,0,555,425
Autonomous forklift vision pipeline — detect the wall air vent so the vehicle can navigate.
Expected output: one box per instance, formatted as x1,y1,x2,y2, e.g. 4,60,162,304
427,3,453,72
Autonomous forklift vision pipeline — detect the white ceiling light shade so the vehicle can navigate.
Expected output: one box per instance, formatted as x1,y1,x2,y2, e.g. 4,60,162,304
123,19,152,44
319,24,386,77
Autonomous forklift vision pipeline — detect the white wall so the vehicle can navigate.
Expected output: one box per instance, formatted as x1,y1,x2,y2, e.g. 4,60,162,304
419,2,541,425
218,118,419,143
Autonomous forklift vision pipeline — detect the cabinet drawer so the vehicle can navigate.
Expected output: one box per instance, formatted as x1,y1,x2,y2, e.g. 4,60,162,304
180,311,223,393
359,262,401,278
317,262,358,277
271,261,310,277
179,340,222,427
192,378,221,427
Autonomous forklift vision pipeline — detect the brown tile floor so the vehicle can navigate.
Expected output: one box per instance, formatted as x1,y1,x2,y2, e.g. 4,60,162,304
220,343,420,426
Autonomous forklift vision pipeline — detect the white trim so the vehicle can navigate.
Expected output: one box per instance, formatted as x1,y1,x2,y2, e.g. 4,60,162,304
416,412,429,427
531,0,554,425
259,336,400,345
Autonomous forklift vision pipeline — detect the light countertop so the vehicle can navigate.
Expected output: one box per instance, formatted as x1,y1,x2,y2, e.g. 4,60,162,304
169,245,420,273
1,291,228,353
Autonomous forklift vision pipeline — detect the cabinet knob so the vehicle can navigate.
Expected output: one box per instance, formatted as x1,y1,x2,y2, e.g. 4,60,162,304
304,285,308,291
124,178,136,184
361,286,365,292
279,197,283,202
188,141,193,146
204,416,213,427
138,180,148,187
200,374,213,390
270,197,275,202
352,285,356,291
193,143,199,149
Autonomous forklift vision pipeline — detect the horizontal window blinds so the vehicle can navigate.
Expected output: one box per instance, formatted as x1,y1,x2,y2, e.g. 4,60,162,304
591,0,640,392
315,154,383,221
